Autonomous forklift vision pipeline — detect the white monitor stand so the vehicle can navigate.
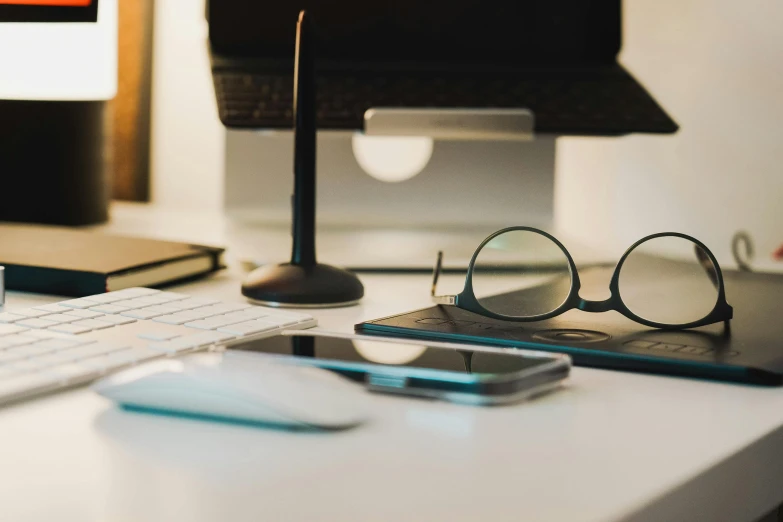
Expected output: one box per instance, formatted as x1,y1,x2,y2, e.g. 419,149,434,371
223,110,559,269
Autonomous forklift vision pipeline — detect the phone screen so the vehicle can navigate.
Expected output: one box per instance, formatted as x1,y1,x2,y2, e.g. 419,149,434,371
228,335,556,379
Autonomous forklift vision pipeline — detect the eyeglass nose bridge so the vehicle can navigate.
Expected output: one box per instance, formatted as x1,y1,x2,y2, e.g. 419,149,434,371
577,298,613,314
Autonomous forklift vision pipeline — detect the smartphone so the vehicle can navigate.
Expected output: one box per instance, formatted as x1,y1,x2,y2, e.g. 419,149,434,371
225,332,571,405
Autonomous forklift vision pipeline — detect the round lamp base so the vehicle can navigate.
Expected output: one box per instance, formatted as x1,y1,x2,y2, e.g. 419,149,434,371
241,263,364,308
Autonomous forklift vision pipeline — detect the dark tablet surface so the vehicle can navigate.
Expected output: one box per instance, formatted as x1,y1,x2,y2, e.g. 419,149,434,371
357,268,783,385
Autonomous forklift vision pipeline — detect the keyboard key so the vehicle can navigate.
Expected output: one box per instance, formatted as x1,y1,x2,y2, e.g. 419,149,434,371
255,316,298,328
16,318,58,329
37,314,81,325
82,347,164,373
31,338,87,351
26,330,71,340
217,320,277,336
0,350,27,364
121,308,172,320
43,363,99,383
198,303,252,315
272,311,314,324
153,314,191,325
60,298,101,309
9,358,47,372
184,319,224,330
7,344,50,358
109,299,155,310
0,374,56,401
178,297,220,308
223,308,270,321
71,319,115,330
0,366,20,379
115,296,161,307
83,292,129,304
49,324,93,335
153,291,190,301
32,351,82,368
135,304,181,315
34,303,73,313
12,308,53,318
62,309,106,319
131,294,188,305
187,331,235,345
11,342,64,357
89,304,131,314
154,307,222,325
136,331,181,341
110,288,160,299
66,342,129,360
184,309,266,330
0,324,30,336
0,312,25,323
91,315,136,326
163,298,219,312
1,334,38,347
149,332,234,354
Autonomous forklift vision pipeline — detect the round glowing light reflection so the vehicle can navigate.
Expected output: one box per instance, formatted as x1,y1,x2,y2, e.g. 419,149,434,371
351,134,434,183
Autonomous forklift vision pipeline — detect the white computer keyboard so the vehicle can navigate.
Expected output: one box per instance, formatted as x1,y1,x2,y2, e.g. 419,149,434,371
0,287,316,406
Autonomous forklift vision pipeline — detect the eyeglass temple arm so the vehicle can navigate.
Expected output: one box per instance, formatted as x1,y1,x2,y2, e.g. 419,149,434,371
431,251,457,305
694,245,733,331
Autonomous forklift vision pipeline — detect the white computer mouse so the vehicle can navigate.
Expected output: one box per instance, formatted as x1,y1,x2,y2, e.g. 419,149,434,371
93,352,369,430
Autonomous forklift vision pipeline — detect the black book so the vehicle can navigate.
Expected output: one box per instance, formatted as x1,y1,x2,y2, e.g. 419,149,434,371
0,224,225,297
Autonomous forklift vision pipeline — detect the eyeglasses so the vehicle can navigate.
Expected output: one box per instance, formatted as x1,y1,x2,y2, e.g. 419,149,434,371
431,227,733,330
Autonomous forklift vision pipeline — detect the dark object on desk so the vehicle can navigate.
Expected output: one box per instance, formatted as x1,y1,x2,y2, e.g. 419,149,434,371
241,11,364,307
0,1,98,23
357,267,783,385
431,227,733,330
207,0,677,136
0,100,109,226
0,224,225,296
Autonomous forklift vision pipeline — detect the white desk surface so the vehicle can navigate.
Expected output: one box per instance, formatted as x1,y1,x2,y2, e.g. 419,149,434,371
2,203,783,522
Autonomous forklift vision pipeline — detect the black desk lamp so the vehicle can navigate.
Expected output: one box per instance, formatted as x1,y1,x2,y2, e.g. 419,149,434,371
241,10,364,307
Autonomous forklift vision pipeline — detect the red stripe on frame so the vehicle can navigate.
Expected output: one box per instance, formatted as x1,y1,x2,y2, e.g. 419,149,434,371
0,1,91,5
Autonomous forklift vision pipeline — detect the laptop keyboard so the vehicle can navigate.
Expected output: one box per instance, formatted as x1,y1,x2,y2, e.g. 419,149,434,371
212,68,677,136
0,287,316,406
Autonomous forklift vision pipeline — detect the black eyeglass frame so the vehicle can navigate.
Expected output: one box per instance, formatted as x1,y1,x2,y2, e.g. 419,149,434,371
431,227,733,330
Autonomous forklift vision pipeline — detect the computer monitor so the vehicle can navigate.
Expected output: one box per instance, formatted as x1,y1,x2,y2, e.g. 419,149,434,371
0,0,116,101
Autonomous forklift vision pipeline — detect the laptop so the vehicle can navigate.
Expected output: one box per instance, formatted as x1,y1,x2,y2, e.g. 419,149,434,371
207,0,678,136
356,268,783,385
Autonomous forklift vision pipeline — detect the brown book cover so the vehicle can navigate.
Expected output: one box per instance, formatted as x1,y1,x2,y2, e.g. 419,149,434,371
0,223,225,296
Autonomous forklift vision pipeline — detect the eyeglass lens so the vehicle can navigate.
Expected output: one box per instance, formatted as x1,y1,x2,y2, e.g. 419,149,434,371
618,236,720,325
470,229,573,317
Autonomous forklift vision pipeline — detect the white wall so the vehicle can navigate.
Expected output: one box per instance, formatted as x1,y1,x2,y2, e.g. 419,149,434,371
150,0,224,211
557,0,783,264
150,0,783,264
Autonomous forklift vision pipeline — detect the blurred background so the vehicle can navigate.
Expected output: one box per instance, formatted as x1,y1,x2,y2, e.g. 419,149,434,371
3,0,779,267
139,0,782,264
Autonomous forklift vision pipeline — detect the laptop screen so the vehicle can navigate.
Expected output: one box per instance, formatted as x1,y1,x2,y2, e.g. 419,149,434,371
208,0,621,68
0,0,98,22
